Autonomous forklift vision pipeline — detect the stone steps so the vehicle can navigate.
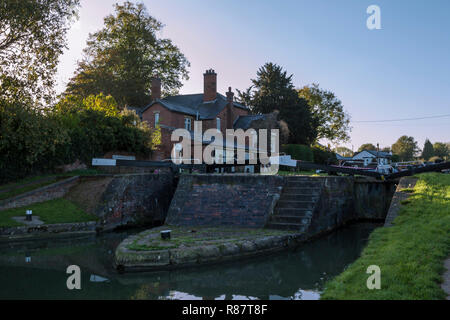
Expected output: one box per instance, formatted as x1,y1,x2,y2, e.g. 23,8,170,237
275,207,313,216
286,181,322,188
276,200,316,209
283,187,322,195
279,194,320,202
266,177,324,232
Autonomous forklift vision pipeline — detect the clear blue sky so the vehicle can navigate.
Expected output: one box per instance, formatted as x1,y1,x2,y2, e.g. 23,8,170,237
57,0,450,151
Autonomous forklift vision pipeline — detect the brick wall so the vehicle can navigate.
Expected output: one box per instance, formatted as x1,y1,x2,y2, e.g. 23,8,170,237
166,174,284,228
95,173,176,230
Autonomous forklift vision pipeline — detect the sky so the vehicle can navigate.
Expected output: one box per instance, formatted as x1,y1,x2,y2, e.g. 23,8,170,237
56,0,450,151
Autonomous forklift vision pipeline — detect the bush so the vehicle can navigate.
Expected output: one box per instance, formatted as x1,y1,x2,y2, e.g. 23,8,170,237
281,144,314,162
311,145,337,165
53,94,156,165
429,156,444,163
0,99,70,183
0,94,158,184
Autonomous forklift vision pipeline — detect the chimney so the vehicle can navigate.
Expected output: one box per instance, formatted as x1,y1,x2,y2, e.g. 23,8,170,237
226,87,234,129
203,69,217,102
151,76,161,101
226,86,234,103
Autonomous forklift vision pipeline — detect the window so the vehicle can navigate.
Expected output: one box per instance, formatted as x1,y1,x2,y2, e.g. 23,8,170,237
154,112,160,127
184,117,192,131
216,117,221,131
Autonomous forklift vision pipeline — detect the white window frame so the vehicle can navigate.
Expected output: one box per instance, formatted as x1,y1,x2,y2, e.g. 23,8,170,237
184,117,192,131
216,117,221,131
154,112,160,127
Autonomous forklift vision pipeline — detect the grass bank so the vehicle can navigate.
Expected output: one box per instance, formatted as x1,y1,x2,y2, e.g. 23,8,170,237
278,170,329,177
0,169,102,201
0,198,98,227
321,172,450,300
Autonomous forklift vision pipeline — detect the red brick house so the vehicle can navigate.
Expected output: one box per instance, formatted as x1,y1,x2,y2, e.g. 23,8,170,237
141,69,258,161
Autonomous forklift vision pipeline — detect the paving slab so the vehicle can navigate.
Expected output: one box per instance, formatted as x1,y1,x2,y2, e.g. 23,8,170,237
11,216,44,226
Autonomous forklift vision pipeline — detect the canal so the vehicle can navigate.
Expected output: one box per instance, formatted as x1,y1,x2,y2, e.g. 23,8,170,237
0,223,379,300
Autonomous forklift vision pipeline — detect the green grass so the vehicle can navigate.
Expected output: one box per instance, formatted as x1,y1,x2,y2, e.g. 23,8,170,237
0,169,102,201
0,198,98,227
278,170,329,177
321,173,450,300
0,178,59,201
126,226,290,251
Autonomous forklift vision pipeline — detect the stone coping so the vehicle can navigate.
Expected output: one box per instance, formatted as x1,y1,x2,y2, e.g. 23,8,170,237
0,221,97,242
384,177,419,227
114,226,306,272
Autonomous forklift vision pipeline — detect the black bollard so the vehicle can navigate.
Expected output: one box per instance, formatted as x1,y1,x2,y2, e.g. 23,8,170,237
161,230,171,240
25,210,32,221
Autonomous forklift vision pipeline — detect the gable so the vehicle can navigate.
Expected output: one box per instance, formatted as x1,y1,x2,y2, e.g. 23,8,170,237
353,150,376,160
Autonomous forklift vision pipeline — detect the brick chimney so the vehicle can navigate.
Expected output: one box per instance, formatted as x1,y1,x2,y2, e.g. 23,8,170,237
226,87,234,129
203,69,217,102
151,76,161,101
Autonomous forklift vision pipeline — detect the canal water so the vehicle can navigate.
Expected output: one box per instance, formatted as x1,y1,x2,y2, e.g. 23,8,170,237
0,223,379,300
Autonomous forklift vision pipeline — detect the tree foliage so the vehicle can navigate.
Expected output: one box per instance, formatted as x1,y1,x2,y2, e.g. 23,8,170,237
236,63,318,145
53,94,157,165
433,142,449,160
0,0,79,105
358,143,377,152
391,136,420,162
334,146,353,157
421,139,434,161
298,83,351,144
0,99,70,182
64,1,190,108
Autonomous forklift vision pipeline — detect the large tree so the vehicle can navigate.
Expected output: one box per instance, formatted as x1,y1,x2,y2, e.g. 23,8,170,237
64,1,190,108
358,143,377,152
334,146,353,157
0,0,79,105
391,136,420,162
433,142,449,160
421,139,434,161
298,83,351,144
236,63,318,145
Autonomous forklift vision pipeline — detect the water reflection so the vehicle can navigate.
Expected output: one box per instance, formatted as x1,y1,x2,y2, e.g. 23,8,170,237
0,223,378,300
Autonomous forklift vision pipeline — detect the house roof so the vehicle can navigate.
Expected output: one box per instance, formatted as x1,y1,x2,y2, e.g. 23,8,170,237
233,114,267,130
141,93,249,120
355,150,392,158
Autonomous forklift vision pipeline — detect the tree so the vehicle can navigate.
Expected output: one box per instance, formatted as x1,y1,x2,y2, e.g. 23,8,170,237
236,63,318,145
334,146,353,157
0,0,79,105
298,83,351,144
358,143,377,152
433,142,449,160
421,139,434,161
64,2,190,108
391,136,420,162
53,94,158,164
0,99,70,182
